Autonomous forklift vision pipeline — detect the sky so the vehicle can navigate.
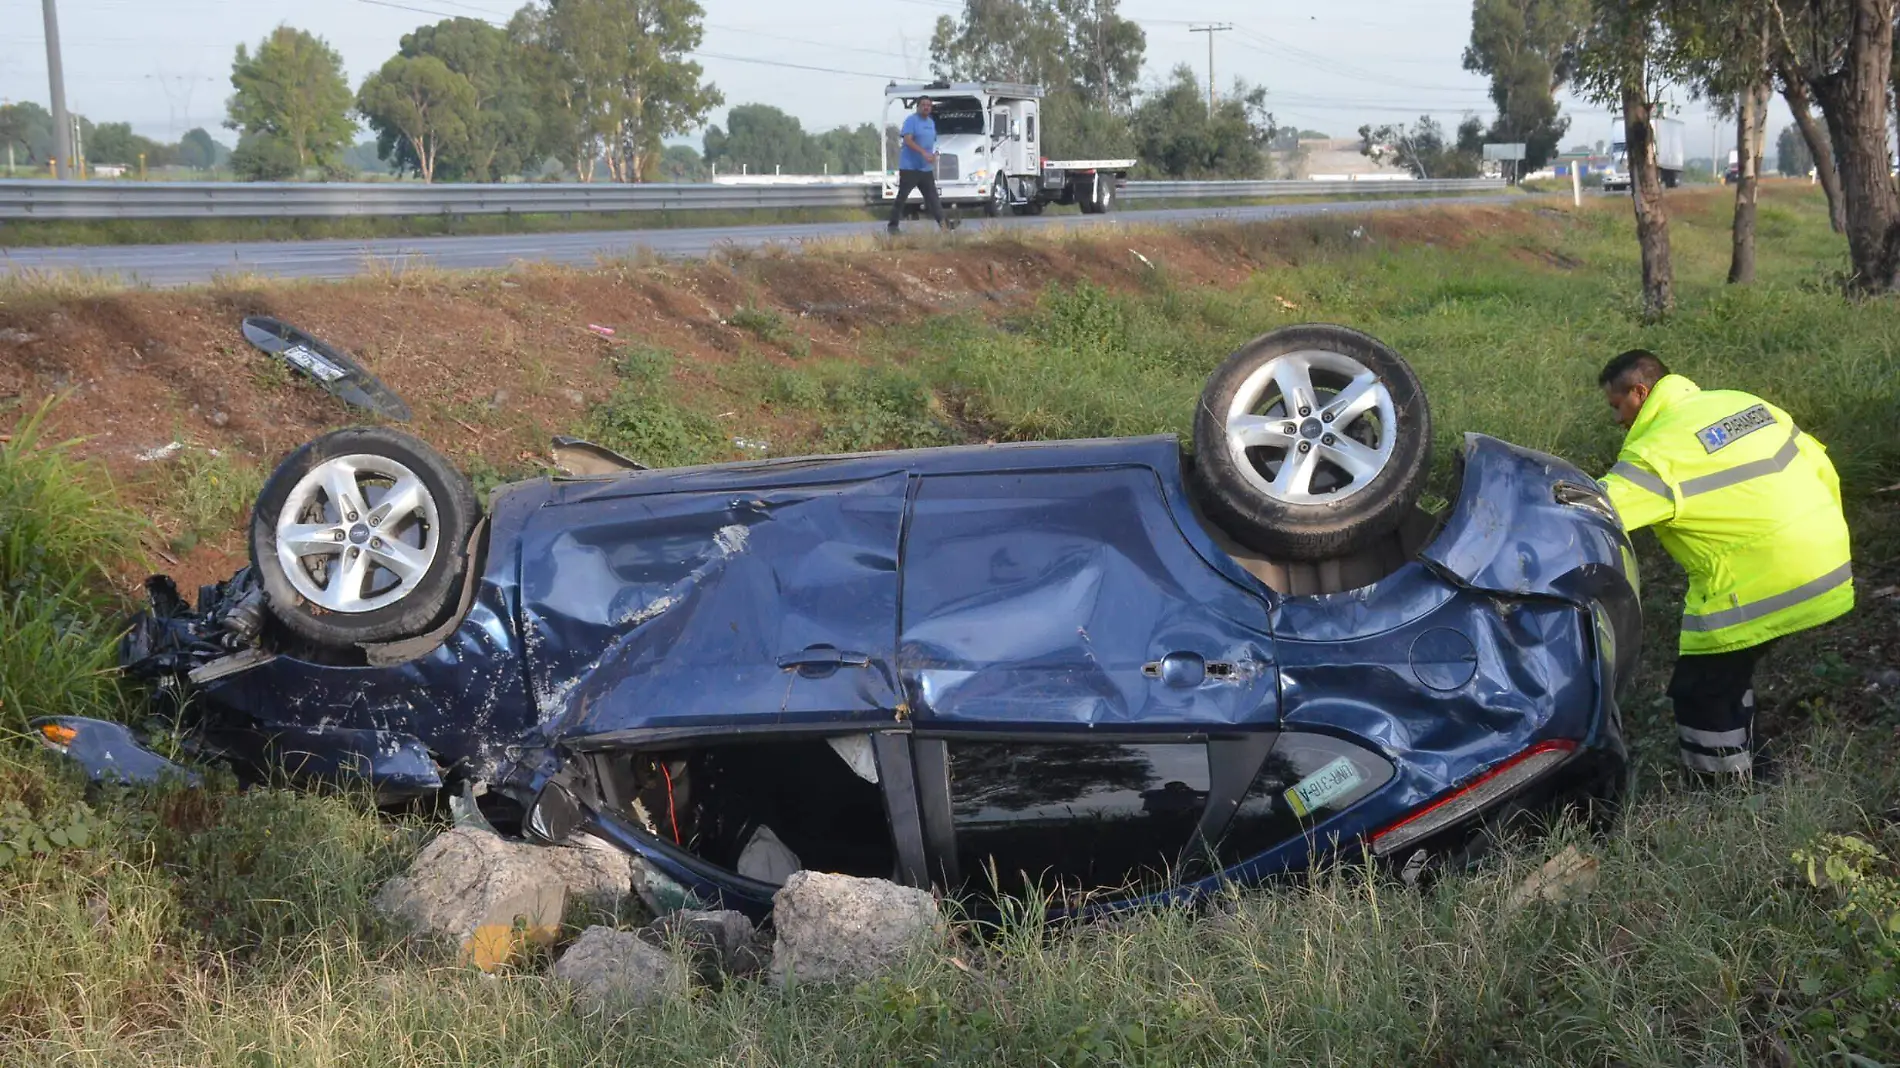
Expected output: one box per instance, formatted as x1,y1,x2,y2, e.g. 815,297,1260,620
1,0,1791,165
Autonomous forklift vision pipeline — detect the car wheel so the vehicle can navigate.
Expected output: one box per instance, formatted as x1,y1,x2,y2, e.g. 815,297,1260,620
1190,324,1431,560
250,426,478,648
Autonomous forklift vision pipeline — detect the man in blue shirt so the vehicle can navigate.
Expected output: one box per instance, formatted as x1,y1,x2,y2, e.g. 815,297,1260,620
889,96,952,233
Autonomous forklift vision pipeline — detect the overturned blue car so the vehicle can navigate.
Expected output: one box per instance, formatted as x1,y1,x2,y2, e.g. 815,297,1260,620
45,324,1640,916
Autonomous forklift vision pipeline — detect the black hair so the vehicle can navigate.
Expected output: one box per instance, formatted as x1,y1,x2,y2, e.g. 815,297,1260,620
1597,348,1669,390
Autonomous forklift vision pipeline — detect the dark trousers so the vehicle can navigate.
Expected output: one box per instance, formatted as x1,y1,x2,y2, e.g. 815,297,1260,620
1668,642,1773,777
889,169,945,229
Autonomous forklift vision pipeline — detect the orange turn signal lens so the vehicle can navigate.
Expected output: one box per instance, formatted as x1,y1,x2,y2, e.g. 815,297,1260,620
39,723,78,748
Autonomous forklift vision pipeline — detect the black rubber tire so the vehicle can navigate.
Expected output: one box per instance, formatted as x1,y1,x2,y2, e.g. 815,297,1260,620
1076,176,1102,215
985,180,1008,218
250,426,478,648
1190,324,1431,561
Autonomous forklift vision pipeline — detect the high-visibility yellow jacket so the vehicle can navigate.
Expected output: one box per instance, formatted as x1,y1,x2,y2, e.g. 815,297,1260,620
1599,374,1853,655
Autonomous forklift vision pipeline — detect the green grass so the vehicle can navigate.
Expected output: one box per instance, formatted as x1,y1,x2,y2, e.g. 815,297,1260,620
2,189,1898,1064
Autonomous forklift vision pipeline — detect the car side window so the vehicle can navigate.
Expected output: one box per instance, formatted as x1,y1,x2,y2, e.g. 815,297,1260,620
947,740,1209,897
1212,733,1393,868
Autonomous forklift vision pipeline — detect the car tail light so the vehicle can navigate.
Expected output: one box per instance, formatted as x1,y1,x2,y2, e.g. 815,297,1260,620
1369,740,1578,857
38,722,78,751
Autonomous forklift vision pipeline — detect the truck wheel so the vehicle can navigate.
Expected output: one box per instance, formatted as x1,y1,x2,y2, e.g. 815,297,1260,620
985,181,1009,218
250,427,478,648
1190,325,1431,561
1079,174,1109,213
1095,176,1115,213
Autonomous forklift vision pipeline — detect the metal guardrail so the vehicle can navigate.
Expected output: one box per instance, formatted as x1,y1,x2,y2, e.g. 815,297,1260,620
0,177,1504,221
1119,178,1504,200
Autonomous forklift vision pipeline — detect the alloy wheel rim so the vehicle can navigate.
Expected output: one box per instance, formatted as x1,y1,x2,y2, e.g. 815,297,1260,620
275,454,440,613
1223,349,1397,505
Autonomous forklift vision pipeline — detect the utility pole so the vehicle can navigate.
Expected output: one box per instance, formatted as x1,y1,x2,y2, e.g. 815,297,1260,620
43,0,72,179
1189,24,1234,113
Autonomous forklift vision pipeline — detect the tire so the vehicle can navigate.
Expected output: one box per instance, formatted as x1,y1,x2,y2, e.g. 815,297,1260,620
250,426,478,648
1190,324,1431,560
1077,175,1103,215
985,180,1008,218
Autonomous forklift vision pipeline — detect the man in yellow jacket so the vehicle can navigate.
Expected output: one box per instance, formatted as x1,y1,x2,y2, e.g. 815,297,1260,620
1597,350,1853,780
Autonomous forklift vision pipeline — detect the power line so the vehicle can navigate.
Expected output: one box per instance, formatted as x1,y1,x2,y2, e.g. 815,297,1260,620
353,0,500,25
689,50,903,81
704,23,911,63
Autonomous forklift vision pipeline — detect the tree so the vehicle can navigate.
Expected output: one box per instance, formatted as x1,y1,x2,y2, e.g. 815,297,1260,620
1464,0,1590,170
1772,0,1895,286
1358,115,1487,178
1775,122,1816,175
703,104,812,174
357,54,476,182
226,26,355,176
929,0,1145,161
398,18,546,180
514,0,722,183
0,101,56,167
85,122,173,167
1130,66,1277,179
1666,0,1774,283
228,131,303,180
1574,0,1676,318
177,127,231,170
811,124,882,176
657,142,707,180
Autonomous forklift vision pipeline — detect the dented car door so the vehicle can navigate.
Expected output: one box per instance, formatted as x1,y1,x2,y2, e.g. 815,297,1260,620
897,466,1279,728
519,472,910,737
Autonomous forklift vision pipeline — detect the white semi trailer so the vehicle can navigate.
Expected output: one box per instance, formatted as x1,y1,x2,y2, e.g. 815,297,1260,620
880,81,1137,217
1602,115,1686,191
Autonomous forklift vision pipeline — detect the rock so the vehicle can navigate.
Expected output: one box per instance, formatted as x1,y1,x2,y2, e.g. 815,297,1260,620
373,826,633,968
1870,668,1900,691
559,388,587,407
491,388,509,407
649,908,765,979
209,410,230,428
0,328,38,345
769,871,944,987
553,925,689,1007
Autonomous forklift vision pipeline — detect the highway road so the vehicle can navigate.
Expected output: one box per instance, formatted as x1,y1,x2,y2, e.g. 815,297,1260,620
0,194,1516,287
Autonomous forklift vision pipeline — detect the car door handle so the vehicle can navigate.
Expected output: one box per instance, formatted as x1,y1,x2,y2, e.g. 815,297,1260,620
1143,652,1206,687
1141,653,1242,688
778,645,872,673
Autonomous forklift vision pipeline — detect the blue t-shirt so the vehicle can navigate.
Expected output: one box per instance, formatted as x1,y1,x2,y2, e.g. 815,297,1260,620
899,113,936,171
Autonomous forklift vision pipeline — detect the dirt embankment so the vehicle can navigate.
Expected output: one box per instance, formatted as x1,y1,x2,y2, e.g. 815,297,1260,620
0,204,1541,589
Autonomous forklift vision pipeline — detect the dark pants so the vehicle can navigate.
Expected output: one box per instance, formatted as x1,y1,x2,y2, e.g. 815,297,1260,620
1668,642,1773,777
889,169,946,230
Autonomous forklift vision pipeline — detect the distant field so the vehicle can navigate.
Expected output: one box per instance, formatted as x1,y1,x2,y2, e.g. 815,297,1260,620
2,187,1896,1064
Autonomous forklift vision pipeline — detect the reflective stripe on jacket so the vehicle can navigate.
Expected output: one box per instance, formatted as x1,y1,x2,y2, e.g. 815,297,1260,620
1598,374,1853,654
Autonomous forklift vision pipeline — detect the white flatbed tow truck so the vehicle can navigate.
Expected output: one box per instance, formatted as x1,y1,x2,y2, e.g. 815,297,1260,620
880,81,1137,217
